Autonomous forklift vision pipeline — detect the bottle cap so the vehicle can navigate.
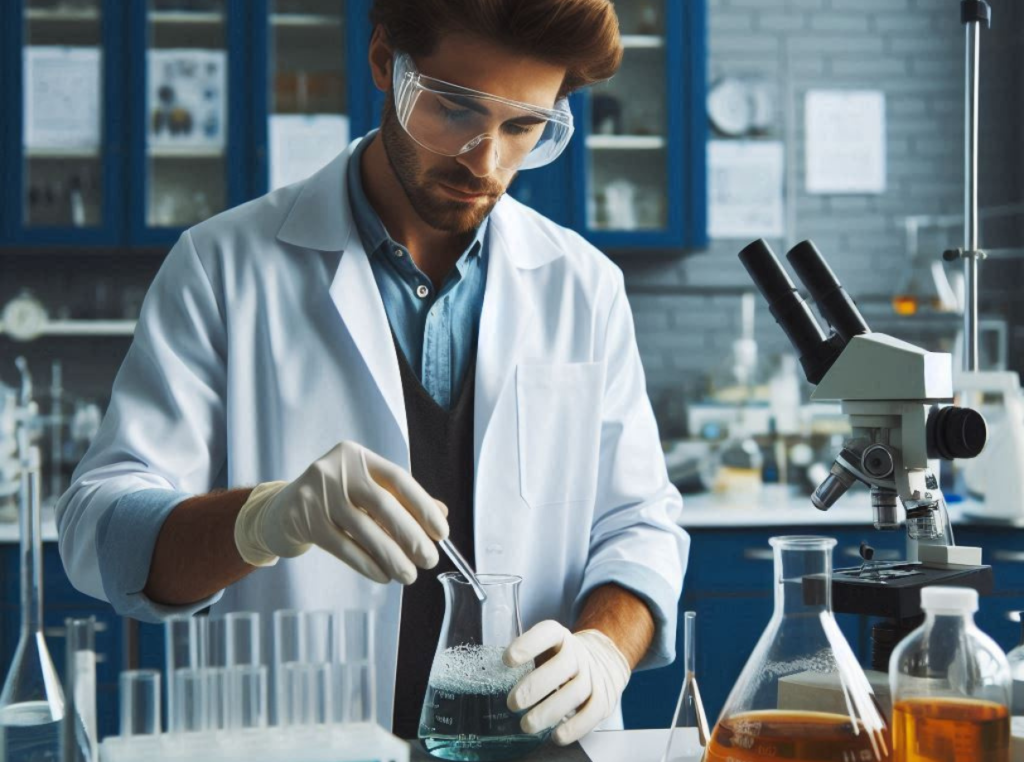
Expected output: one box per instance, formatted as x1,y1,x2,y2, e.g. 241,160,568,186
920,585,979,614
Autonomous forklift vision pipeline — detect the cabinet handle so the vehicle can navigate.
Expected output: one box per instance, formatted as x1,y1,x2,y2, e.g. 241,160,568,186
993,551,1024,564
841,547,901,561
743,548,775,561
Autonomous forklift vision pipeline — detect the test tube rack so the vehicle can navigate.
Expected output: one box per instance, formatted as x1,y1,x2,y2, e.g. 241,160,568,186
98,721,410,762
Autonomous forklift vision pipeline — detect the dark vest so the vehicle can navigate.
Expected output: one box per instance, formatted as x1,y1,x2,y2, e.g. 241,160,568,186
391,340,477,739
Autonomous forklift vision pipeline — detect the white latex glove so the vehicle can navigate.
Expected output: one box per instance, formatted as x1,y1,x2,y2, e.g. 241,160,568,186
234,441,449,584
504,621,631,746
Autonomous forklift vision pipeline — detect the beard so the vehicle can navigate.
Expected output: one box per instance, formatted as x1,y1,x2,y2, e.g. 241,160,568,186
379,93,511,235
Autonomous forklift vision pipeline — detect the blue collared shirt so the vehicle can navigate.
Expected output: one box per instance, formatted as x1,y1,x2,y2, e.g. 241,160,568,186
346,131,489,410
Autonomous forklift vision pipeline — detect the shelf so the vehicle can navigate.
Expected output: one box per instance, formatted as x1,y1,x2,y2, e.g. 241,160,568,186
148,145,225,159
150,10,224,25
270,13,343,28
26,146,101,159
586,135,666,150
0,320,136,339
25,7,101,23
621,35,664,49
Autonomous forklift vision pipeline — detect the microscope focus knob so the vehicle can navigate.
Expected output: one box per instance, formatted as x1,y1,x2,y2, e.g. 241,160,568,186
929,406,988,460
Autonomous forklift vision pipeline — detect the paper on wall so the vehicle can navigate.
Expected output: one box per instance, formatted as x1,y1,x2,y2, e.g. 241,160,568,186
708,140,785,239
148,49,228,149
805,90,886,194
269,114,350,191
24,46,102,150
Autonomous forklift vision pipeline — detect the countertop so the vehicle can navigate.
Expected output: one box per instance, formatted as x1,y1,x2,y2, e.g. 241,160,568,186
408,729,693,762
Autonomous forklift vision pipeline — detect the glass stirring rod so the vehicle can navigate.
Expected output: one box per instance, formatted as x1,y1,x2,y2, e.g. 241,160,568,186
439,538,488,602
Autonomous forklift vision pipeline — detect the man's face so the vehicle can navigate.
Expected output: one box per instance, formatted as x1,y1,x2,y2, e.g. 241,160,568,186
379,33,567,235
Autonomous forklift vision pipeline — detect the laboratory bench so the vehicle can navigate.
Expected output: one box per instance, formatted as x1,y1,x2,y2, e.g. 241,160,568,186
3,492,1024,739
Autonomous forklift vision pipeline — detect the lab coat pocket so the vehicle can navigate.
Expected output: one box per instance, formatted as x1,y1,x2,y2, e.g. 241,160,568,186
516,362,604,509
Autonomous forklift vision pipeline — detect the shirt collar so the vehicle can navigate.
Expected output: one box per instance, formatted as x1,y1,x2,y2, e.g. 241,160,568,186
346,130,489,264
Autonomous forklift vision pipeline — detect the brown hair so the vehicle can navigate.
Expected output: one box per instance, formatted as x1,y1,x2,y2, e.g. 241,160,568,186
369,0,623,97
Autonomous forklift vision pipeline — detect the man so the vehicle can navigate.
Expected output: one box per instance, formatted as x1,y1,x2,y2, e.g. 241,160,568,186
57,0,689,744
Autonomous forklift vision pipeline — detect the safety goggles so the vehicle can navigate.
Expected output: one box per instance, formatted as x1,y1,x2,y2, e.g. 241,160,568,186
392,51,574,171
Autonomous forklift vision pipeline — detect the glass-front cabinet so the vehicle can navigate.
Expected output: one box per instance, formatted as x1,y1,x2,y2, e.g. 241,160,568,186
253,0,352,195
130,0,247,242
1,0,706,251
570,0,707,250
3,0,122,244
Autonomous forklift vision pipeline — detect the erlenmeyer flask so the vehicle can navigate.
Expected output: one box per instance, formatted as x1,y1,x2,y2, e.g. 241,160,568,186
706,536,890,762
418,573,548,761
0,446,66,760
663,611,709,761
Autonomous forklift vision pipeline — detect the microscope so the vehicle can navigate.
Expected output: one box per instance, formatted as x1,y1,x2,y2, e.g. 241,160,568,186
740,238,993,669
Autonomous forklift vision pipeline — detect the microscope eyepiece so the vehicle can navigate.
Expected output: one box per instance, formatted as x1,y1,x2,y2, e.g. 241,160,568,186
738,239,843,385
786,240,871,342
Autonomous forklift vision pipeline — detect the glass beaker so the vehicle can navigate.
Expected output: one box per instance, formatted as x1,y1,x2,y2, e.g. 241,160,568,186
1007,611,1024,715
889,587,1010,762
418,573,548,761
0,445,66,761
706,536,890,762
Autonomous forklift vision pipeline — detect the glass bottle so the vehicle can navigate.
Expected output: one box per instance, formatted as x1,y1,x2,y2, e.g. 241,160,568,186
663,611,709,761
1008,612,1024,715
890,586,1010,762
0,445,66,761
706,536,890,762
419,573,548,761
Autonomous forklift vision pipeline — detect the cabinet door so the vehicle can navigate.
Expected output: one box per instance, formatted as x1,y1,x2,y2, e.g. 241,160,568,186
569,0,707,252
3,0,124,245
251,0,350,196
128,0,248,244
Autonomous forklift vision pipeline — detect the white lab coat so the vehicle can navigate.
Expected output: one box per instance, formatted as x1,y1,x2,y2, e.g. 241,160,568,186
56,138,689,728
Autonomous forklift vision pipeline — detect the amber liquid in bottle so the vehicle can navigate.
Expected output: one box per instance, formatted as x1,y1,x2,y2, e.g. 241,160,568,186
705,710,891,762
893,697,1009,762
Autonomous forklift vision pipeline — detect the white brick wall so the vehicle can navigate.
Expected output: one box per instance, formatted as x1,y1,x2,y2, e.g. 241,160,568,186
624,0,969,413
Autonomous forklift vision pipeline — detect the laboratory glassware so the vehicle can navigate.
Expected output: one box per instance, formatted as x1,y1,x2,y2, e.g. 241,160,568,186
119,670,161,737
439,538,487,602
164,614,207,732
272,610,306,725
419,573,548,762
706,536,890,762
172,669,207,734
63,617,97,762
227,665,268,730
340,608,376,724
890,586,1010,762
0,445,67,761
1008,611,1024,714
662,611,709,762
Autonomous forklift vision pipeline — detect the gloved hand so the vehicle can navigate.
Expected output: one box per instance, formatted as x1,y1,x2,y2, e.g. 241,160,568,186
233,441,449,584
504,621,631,746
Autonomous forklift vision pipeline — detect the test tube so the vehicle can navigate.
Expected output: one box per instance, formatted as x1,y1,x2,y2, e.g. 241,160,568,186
165,614,208,730
172,668,208,733
64,617,97,760
225,611,261,667
206,667,231,731
119,670,162,737
273,610,307,725
305,610,334,664
281,662,333,726
228,664,268,730
342,608,376,723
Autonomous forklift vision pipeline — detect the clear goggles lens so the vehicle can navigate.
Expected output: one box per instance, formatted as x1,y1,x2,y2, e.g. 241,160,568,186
392,52,574,171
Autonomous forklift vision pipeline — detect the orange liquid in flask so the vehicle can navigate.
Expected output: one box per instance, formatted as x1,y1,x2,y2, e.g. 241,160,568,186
892,697,1009,762
704,710,891,762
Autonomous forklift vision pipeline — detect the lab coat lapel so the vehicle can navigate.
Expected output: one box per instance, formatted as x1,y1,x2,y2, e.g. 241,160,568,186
330,234,409,450
474,198,561,459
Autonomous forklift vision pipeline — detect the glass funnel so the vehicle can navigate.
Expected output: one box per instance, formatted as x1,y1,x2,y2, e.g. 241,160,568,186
706,536,891,762
0,445,66,759
418,573,548,761
663,611,709,761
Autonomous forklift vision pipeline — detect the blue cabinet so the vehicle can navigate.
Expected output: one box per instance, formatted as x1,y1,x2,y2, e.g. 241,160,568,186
2,0,707,252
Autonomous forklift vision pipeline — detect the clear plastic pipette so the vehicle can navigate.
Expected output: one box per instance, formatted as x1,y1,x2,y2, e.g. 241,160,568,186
439,538,487,602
